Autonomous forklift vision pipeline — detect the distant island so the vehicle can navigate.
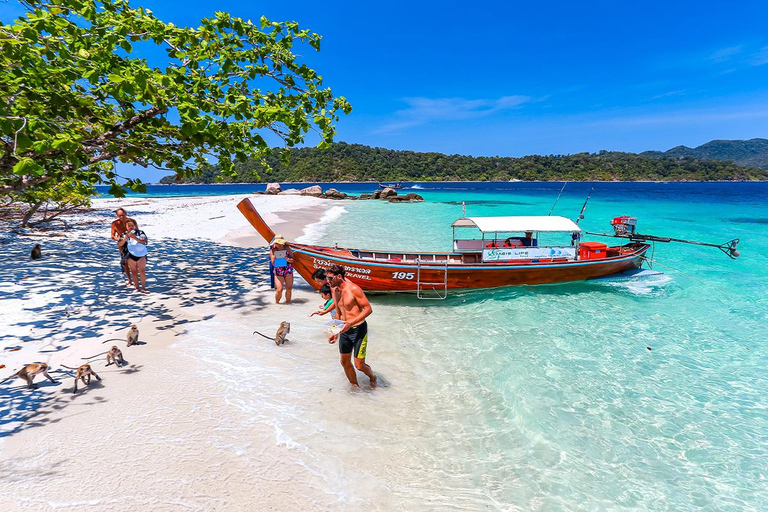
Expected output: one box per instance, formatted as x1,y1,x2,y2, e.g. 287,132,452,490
641,138,768,170
161,140,768,184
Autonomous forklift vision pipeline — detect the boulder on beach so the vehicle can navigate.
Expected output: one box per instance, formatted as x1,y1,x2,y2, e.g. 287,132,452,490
379,187,398,199
387,193,424,203
300,185,323,197
278,188,301,195
324,188,348,199
265,183,281,195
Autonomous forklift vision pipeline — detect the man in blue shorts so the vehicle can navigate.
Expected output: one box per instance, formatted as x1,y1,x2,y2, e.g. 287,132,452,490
326,264,377,388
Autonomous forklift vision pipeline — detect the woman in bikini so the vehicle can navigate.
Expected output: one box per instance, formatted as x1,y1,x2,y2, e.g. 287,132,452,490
270,234,294,304
119,218,149,293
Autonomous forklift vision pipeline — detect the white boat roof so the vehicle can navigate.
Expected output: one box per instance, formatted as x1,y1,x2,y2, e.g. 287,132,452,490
452,216,581,233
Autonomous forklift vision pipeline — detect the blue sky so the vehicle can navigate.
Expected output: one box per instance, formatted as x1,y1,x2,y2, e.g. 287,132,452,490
3,0,768,182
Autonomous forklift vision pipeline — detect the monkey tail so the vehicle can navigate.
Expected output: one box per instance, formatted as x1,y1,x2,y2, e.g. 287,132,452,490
100,338,125,344
252,330,274,340
0,370,21,384
60,364,81,370
82,351,108,360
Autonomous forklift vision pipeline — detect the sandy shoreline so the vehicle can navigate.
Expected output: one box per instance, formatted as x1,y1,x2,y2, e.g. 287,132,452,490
0,194,353,511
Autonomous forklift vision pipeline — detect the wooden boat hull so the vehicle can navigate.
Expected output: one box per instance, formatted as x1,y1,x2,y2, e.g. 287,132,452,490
289,245,647,291
237,198,649,293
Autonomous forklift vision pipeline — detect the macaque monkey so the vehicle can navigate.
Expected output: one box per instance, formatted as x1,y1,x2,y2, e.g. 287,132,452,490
12,363,57,389
126,324,139,347
253,321,290,346
105,346,125,367
73,364,101,393
30,243,42,260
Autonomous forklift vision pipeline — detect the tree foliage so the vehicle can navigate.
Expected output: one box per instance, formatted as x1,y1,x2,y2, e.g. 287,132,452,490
164,142,768,184
0,0,351,203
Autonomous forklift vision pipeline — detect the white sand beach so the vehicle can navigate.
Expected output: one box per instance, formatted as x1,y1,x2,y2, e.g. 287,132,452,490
0,194,406,511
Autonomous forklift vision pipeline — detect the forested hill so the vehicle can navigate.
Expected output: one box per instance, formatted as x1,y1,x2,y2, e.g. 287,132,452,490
160,142,768,184
642,138,768,170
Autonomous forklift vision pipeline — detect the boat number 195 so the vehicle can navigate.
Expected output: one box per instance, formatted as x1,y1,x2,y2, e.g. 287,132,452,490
392,272,414,280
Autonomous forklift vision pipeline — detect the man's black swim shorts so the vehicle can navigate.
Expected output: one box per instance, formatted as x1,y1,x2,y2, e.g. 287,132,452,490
339,321,368,358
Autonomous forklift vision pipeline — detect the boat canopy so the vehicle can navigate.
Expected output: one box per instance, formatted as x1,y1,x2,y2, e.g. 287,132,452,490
452,216,581,233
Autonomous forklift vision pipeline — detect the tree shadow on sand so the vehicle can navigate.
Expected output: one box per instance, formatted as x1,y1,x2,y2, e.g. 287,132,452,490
0,225,273,437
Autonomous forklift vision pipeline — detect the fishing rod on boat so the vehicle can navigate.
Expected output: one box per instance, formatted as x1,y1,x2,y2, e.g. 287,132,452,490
585,216,741,259
574,186,593,224
548,182,567,216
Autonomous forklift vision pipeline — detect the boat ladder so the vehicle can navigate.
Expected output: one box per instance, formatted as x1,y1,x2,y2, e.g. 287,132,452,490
416,259,448,300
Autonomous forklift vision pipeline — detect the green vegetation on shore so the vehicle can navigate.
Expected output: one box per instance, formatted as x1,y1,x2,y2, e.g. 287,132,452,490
161,142,768,184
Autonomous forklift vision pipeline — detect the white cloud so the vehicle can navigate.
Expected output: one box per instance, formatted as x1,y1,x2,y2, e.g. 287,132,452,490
709,45,742,63
751,46,768,66
584,106,768,128
376,95,531,133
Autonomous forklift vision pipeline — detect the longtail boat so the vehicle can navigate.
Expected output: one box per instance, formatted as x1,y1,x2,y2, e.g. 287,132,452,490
377,182,404,189
237,198,659,298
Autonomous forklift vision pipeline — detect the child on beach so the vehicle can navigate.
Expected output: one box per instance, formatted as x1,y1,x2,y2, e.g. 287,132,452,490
309,284,336,318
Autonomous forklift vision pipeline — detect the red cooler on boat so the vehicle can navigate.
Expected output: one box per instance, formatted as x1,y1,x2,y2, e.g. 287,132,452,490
579,242,608,260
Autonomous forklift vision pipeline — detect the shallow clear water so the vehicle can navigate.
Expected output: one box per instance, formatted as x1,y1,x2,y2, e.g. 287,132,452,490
311,182,768,510
137,182,768,510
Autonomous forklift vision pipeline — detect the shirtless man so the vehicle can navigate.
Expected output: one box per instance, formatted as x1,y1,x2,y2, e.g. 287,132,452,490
326,264,377,388
110,208,130,284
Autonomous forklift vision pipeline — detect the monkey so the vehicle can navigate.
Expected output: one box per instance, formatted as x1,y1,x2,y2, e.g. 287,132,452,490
105,346,125,367
1,363,58,389
253,321,290,346
30,243,42,260
126,324,139,347
70,364,101,394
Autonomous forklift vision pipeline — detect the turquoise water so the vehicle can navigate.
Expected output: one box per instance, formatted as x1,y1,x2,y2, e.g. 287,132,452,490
313,183,768,510
128,182,768,508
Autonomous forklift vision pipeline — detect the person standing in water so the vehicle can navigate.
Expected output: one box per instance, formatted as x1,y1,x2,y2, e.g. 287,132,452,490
325,264,376,388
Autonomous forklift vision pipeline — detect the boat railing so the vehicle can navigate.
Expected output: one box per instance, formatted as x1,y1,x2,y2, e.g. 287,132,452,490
358,251,463,264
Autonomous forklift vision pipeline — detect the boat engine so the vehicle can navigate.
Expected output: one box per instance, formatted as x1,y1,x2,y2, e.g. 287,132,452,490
611,216,637,236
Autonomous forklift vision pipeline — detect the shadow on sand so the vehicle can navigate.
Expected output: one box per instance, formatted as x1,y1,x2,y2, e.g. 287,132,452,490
0,227,272,437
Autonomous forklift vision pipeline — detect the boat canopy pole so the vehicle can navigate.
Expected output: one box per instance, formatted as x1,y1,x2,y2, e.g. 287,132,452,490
586,231,741,259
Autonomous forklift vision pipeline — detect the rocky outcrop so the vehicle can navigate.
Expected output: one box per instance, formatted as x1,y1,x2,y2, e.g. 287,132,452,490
300,185,323,197
324,188,348,199
379,187,398,199
265,183,281,195
387,193,424,203
256,184,424,203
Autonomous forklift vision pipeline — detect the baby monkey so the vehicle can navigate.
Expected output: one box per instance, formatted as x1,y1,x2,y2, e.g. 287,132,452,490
105,346,125,367
253,321,290,346
126,324,139,347
73,364,101,394
30,243,42,260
